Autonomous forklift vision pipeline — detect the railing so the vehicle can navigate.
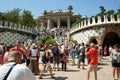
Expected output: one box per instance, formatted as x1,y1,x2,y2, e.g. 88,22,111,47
0,21,36,34
70,14,120,34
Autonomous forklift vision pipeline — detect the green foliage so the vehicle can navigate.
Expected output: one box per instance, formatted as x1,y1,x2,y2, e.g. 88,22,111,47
72,40,78,45
3,8,21,23
45,39,56,46
20,10,36,27
37,35,57,47
68,5,73,11
1,8,36,28
93,26,99,31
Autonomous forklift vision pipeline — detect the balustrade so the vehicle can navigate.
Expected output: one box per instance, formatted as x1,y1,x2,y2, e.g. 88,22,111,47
70,14,120,34
0,21,34,34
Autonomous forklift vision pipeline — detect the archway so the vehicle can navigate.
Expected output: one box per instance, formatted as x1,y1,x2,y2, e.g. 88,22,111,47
89,38,98,45
103,32,120,47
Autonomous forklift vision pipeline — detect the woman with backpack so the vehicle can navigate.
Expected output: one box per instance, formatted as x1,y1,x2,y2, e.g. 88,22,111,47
110,44,120,80
39,45,55,79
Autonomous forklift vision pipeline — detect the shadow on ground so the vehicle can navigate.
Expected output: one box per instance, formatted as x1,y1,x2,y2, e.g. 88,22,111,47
55,76,68,80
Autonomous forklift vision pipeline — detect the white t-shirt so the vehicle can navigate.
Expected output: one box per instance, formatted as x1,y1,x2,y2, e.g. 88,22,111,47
0,62,36,80
30,48,39,60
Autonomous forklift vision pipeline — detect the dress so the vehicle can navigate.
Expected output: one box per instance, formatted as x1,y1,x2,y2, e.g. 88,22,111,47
0,62,36,80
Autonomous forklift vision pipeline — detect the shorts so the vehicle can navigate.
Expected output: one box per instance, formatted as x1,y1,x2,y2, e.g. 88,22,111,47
78,55,85,63
53,56,59,64
87,64,98,72
111,61,120,67
72,54,75,60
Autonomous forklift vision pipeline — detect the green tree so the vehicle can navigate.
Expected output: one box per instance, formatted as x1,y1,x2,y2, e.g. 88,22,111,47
20,10,36,27
4,8,21,23
99,6,106,14
43,10,47,27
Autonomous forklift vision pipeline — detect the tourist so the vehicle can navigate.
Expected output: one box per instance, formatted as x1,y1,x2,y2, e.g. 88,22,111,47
9,40,28,63
4,45,13,63
85,44,90,65
78,43,86,69
0,51,36,80
39,46,55,79
110,44,120,80
61,52,68,71
98,45,103,61
0,42,4,65
29,43,40,75
86,43,98,80
70,46,76,66
52,44,60,71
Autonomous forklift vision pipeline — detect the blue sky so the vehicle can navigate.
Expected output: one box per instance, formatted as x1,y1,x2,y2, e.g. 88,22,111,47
0,0,120,18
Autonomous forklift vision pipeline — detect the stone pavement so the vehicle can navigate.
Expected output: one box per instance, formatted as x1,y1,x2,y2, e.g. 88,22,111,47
35,57,114,80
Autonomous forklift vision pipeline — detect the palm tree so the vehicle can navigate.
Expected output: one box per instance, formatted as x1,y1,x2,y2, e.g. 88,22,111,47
99,6,106,14
67,5,73,29
43,10,47,28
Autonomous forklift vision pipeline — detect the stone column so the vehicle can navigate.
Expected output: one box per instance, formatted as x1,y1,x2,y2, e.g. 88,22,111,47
41,22,44,27
57,18,61,29
47,19,50,29
0,21,2,26
5,21,8,28
67,18,70,30
98,16,102,24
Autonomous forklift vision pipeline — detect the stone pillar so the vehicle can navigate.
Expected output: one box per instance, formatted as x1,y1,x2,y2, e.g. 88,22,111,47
57,19,61,29
81,22,83,27
87,19,90,26
18,24,21,30
47,19,50,29
98,16,102,24
104,15,108,23
110,15,115,22
92,17,95,24
5,21,8,28
117,14,120,22
84,20,87,27
14,23,17,29
9,22,13,29
0,21,2,26
41,22,44,27
67,18,70,30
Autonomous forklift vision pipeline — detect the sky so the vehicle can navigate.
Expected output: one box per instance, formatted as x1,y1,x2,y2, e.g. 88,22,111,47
0,0,120,18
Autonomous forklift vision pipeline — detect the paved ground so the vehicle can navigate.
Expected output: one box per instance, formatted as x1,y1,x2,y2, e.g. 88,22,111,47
35,56,116,80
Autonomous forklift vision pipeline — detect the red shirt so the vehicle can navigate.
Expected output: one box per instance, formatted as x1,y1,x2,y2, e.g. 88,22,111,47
88,47,98,65
9,47,26,60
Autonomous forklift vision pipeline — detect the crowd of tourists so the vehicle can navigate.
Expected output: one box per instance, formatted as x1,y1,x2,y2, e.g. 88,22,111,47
0,38,120,80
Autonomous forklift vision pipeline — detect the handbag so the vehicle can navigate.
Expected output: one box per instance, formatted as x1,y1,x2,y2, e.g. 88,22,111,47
62,54,68,63
3,63,17,80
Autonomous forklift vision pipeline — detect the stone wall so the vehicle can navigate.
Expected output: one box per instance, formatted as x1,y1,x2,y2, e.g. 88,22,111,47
0,32,30,46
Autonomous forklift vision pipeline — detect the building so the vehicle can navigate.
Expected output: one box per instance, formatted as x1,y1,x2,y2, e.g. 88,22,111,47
37,9,81,31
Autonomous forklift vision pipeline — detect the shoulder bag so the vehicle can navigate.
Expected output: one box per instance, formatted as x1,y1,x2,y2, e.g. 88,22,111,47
3,63,17,80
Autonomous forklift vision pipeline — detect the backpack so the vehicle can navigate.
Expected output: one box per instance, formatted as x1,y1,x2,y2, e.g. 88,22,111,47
52,46,59,56
41,52,49,64
79,46,85,56
112,52,120,65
